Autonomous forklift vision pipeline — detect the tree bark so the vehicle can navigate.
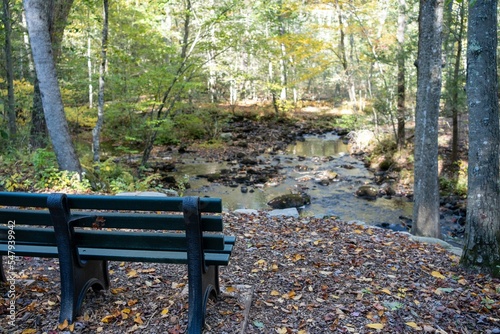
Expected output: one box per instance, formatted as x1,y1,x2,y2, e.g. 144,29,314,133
396,0,406,149
28,0,75,149
460,0,500,277
412,0,444,238
2,0,16,137
24,0,81,173
92,0,109,169
450,2,465,166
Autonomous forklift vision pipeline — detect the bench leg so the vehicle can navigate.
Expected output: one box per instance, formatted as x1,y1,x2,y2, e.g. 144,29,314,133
187,263,220,334
183,196,221,334
58,259,110,323
48,193,110,323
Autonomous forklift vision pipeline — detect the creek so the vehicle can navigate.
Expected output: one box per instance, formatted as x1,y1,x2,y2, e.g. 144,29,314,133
174,132,414,227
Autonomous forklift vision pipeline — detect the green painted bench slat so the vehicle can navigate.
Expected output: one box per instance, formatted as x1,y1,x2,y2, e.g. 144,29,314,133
0,227,227,251
0,210,223,231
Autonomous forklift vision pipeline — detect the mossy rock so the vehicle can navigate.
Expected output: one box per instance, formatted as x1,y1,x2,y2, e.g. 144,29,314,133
267,193,311,209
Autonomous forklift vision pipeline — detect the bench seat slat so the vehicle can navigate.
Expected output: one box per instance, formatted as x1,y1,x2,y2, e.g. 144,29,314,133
0,228,227,251
0,245,231,266
78,248,230,265
73,230,226,251
0,244,59,258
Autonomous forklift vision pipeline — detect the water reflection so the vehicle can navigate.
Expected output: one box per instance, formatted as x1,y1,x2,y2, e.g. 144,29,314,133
287,133,348,156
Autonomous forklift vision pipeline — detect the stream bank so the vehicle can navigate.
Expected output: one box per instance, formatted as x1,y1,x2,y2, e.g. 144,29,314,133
143,115,465,247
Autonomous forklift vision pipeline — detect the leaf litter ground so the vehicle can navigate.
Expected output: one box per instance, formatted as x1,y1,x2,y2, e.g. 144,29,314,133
1,212,499,333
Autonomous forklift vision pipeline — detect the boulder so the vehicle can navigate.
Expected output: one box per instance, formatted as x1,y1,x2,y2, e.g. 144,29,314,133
355,185,378,200
267,193,311,209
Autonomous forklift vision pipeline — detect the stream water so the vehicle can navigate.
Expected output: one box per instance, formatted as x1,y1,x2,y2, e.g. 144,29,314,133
174,132,414,227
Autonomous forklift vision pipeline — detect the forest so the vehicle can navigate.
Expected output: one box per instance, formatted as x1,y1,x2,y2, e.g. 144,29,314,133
1,1,500,332
1,0,500,289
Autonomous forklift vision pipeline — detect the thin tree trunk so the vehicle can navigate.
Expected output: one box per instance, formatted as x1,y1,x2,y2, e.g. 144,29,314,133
396,0,406,149
2,0,16,137
30,80,47,148
335,0,355,104
450,2,465,166
460,0,500,277
92,0,109,169
24,0,81,173
412,0,444,238
88,35,93,108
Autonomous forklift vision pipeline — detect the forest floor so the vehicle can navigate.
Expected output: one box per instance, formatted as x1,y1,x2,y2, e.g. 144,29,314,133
2,111,493,334
2,212,499,334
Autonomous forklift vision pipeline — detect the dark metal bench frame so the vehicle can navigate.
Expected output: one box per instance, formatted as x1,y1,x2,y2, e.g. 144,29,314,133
0,192,234,334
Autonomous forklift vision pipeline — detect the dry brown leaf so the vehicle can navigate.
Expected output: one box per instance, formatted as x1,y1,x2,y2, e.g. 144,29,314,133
22,329,37,334
431,271,446,279
127,269,138,278
134,313,144,324
101,314,116,323
58,319,69,330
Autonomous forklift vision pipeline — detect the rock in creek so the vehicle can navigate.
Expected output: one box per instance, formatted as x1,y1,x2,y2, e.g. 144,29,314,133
267,193,311,209
355,185,378,200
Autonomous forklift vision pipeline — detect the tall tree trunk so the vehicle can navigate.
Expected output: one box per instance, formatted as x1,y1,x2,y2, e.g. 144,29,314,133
2,0,16,137
88,35,93,108
412,0,444,238
28,0,75,149
396,0,406,149
450,2,465,167
460,0,500,277
335,0,355,104
30,80,48,148
24,0,81,173
92,0,109,170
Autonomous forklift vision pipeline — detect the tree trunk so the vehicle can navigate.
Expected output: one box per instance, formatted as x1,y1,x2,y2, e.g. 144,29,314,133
450,2,465,167
24,0,81,173
28,0,75,149
92,0,109,169
412,0,444,238
460,0,500,277
29,80,48,149
396,0,406,149
2,0,16,137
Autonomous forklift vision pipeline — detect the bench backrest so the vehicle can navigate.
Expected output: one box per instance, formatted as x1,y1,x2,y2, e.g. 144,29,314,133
0,192,224,253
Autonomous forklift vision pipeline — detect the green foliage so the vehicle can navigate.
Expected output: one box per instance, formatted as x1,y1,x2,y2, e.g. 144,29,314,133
439,161,468,197
173,113,206,140
154,118,178,145
0,148,91,192
335,114,363,130
85,159,164,194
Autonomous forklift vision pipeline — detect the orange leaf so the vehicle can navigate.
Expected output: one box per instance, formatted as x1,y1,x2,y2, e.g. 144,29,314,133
134,313,144,324
22,330,38,334
58,319,69,330
101,314,116,323
431,271,445,279
127,269,138,278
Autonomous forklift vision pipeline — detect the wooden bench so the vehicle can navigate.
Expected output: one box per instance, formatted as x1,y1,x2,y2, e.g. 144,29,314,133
0,192,234,333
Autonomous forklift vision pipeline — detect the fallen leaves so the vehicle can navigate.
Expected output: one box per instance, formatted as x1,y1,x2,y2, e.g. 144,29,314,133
3,212,500,333
431,270,446,279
